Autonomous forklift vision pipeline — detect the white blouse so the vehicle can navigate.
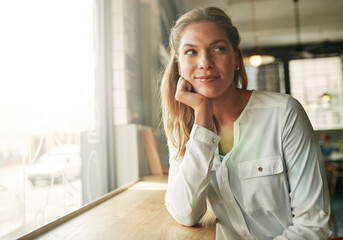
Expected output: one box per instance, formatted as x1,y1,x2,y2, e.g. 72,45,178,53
165,90,331,240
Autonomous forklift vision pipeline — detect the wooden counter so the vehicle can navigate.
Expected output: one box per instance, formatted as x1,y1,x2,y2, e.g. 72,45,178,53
19,176,216,240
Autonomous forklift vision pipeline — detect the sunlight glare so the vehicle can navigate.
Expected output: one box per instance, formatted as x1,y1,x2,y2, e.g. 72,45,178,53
0,0,95,135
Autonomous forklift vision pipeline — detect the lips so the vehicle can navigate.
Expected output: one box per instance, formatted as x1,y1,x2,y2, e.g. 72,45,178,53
196,75,219,82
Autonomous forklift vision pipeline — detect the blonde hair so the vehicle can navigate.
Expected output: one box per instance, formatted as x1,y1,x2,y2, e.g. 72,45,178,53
160,7,248,159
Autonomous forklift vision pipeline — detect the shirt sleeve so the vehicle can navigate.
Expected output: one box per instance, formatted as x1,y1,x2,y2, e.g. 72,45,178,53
165,124,220,226
275,96,332,239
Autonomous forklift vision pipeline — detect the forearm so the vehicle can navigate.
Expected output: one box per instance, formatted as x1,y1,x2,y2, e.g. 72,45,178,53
274,221,331,240
274,156,331,240
165,124,220,226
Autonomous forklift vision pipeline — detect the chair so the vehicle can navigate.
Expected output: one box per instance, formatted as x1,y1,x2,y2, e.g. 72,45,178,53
330,237,343,240
327,164,339,236
327,164,338,201
141,128,165,175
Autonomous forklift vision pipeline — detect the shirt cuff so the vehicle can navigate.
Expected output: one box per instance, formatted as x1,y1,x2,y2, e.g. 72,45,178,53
190,124,220,145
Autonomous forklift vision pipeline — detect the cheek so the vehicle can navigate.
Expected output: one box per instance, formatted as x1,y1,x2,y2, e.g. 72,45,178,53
179,60,194,77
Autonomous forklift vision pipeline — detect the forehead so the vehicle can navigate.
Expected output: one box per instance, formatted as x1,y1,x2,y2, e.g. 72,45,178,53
179,21,230,46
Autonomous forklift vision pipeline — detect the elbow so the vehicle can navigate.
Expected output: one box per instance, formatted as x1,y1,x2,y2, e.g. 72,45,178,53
174,215,200,227
165,203,206,227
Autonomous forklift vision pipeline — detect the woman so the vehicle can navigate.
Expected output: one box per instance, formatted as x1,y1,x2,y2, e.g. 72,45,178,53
160,7,331,240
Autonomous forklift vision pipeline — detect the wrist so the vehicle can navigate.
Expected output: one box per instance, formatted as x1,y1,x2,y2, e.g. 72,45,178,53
194,106,213,130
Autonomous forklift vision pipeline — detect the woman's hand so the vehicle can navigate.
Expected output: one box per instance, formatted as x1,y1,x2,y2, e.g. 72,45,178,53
175,77,213,130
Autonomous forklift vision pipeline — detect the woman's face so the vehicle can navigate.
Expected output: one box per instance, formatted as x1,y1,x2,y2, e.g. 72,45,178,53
177,21,239,99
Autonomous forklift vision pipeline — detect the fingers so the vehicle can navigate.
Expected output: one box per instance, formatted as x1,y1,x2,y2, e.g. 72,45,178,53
175,77,205,109
175,77,192,102
174,77,214,129
184,79,192,92
176,77,192,93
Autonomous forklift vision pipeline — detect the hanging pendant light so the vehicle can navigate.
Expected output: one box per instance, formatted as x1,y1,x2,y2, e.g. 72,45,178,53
248,52,275,67
245,0,275,67
320,93,331,103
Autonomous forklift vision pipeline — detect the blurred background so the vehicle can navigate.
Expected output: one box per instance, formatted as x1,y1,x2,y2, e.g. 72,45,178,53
0,0,342,239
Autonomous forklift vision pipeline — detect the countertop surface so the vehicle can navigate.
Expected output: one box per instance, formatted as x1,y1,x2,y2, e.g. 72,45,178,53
20,175,216,240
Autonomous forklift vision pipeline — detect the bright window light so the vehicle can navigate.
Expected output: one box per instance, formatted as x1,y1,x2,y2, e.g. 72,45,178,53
0,0,95,238
0,0,95,135
290,57,343,130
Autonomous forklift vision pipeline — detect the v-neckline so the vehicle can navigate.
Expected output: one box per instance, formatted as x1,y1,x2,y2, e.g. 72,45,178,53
218,90,255,166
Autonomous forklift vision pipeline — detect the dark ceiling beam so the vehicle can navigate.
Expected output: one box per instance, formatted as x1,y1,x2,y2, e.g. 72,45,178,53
242,40,343,60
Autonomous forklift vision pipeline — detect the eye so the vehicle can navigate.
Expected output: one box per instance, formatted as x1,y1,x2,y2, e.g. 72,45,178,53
213,46,225,52
185,49,196,55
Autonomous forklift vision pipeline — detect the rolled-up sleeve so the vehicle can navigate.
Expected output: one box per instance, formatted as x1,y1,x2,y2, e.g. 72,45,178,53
276,96,332,239
165,124,220,226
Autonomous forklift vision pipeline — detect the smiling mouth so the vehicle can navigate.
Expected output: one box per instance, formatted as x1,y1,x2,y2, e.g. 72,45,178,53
196,75,219,82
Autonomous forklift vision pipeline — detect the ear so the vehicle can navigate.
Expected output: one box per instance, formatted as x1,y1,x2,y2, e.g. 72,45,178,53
235,50,240,70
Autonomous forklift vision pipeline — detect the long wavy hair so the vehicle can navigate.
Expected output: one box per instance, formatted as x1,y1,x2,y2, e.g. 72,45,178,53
160,7,248,159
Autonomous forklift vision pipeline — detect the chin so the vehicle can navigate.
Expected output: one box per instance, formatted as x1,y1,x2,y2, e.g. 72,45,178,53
196,88,225,98
195,84,233,99
198,91,222,99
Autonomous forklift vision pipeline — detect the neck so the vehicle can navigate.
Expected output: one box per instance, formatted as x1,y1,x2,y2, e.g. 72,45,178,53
212,87,249,129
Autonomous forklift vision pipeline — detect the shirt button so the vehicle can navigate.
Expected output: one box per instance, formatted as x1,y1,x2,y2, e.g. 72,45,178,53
212,138,217,143
258,167,263,172
323,211,329,216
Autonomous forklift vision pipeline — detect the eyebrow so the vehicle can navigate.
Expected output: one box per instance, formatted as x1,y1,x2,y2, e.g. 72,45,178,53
210,39,229,46
181,43,196,49
181,39,229,50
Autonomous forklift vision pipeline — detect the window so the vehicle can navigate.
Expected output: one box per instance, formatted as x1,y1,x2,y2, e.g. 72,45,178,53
0,0,111,238
246,61,285,93
289,57,343,130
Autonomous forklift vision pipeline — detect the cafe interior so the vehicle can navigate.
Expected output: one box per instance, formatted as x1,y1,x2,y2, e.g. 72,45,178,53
1,0,343,239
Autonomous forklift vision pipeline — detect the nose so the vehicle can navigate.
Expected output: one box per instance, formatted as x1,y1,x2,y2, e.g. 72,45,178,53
198,52,214,69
